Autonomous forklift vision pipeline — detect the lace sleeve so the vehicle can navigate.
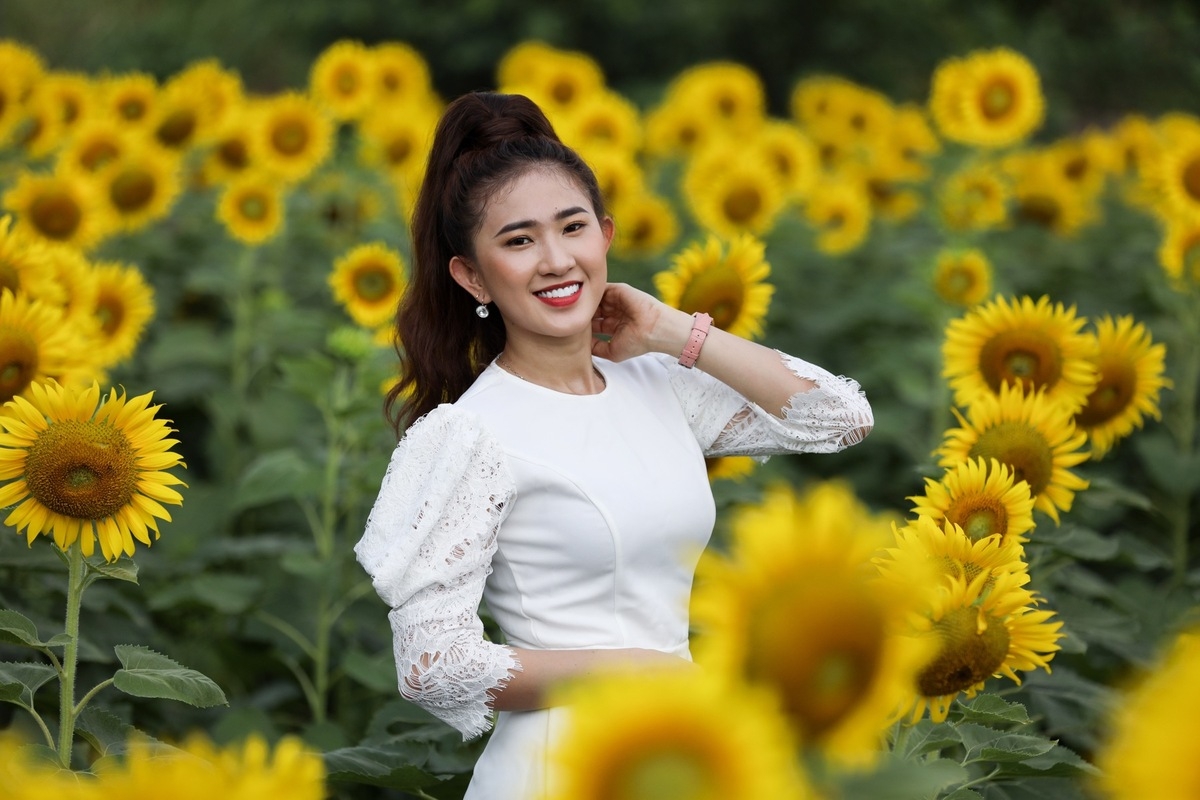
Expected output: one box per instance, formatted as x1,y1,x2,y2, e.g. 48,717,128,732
354,405,520,740
665,351,874,458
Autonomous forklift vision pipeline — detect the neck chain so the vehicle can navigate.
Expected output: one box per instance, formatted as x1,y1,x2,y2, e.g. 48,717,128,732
497,354,606,394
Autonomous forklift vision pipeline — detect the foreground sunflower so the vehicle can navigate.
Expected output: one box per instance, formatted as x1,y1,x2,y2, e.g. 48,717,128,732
653,233,773,340
932,248,993,307
328,242,407,329
1075,315,1170,459
0,380,186,562
1094,627,1200,800
909,457,1036,546
545,667,810,800
943,294,1099,414
937,382,1090,523
879,515,1029,595
691,481,933,765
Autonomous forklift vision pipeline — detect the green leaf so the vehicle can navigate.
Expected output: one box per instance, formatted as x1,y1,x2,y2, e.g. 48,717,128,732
1050,525,1119,561
86,557,140,585
0,609,69,649
323,743,447,790
0,661,58,710
959,725,1057,765
893,718,961,759
75,707,177,759
943,790,983,800
955,693,1031,726
833,756,968,800
111,645,228,708
146,573,263,614
992,742,1101,779
232,449,321,511
341,648,399,694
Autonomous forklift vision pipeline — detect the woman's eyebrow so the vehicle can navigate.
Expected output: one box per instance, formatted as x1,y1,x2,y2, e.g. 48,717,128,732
493,206,589,237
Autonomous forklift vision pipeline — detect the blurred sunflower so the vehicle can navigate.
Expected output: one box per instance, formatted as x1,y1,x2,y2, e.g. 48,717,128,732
584,147,645,212
56,116,138,174
217,172,285,245
691,480,932,765
0,39,45,99
932,248,993,307
904,569,1062,723
751,120,821,201
0,71,25,146
1047,130,1116,199
804,176,873,255
96,147,183,233
790,74,858,130
255,91,334,183
829,82,896,149
937,162,1010,231
328,242,406,329
10,88,65,159
943,294,1099,413
1159,213,1200,283
880,515,1029,593
201,107,260,185
1094,627,1200,800
357,104,437,185
1108,113,1162,180
654,233,773,340
546,668,810,800
889,104,942,180
558,88,643,157
932,48,1044,148
88,260,155,369
611,192,679,258
310,39,376,122
1075,315,1170,460
0,379,185,561
168,58,244,144
909,457,1036,546
705,454,757,483
499,44,605,115
937,382,1090,524
667,61,766,136
0,215,67,306
37,71,94,137
1154,134,1200,220
1009,157,1097,237
643,99,715,159
684,141,786,237
42,243,99,331
101,72,159,129
371,42,435,106
2,168,109,250
150,78,211,152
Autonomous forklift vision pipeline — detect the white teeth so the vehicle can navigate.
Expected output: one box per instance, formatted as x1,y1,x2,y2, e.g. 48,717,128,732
536,283,581,299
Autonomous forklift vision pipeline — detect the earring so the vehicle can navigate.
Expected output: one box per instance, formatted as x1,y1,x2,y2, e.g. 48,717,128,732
475,302,490,319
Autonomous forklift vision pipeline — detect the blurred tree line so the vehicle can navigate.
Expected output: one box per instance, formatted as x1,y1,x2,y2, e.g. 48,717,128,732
4,0,1199,135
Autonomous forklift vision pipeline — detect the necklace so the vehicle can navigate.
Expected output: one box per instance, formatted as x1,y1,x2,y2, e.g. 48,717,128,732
497,354,606,394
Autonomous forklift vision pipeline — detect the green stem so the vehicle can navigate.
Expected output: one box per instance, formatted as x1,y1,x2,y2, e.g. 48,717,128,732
73,677,115,717
27,707,56,750
1169,295,1199,586
56,543,86,768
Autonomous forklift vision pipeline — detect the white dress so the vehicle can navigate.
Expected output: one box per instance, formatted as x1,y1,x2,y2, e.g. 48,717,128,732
354,352,873,800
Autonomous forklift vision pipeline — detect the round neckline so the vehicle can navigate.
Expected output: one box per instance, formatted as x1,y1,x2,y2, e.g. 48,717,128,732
489,357,610,398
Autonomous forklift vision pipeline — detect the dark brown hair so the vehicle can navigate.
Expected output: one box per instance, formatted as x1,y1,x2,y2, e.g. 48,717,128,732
385,92,607,435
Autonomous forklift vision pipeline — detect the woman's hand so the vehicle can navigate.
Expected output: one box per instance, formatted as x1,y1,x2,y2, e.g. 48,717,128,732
591,282,691,362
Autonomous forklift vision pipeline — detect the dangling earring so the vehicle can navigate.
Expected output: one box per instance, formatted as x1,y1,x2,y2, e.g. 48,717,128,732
475,298,490,318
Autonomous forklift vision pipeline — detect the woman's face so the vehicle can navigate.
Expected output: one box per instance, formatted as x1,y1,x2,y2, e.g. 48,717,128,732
450,166,613,350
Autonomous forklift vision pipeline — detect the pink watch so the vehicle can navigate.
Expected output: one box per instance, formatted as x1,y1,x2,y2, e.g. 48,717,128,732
678,312,713,368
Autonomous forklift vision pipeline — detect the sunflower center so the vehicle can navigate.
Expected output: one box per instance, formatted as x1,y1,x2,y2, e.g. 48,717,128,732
944,267,977,299
218,138,249,170
948,496,1008,541
1183,157,1200,203
918,606,1009,697
1075,361,1136,428
747,579,886,740
352,267,394,301
630,218,654,247
334,67,359,97
25,419,139,520
96,293,125,337
386,137,412,166
677,266,744,331
272,117,310,156
612,749,714,800
979,329,1063,395
723,185,762,225
81,140,120,171
237,192,269,221
968,421,1053,498
1016,194,1060,228
551,79,576,106
980,80,1015,121
583,119,616,142
156,109,197,147
0,262,19,294
110,168,156,213
118,97,148,121
0,329,38,403
29,190,83,241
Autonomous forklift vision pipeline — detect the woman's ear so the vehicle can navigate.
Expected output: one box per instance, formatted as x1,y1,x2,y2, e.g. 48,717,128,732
449,256,488,304
601,216,615,250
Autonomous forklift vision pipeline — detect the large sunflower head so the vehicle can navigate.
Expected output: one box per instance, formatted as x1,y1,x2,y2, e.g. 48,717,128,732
255,91,334,183
557,88,643,156
904,569,1062,723
370,42,435,107
932,248,993,308
683,141,786,237
216,172,286,246
1075,315,1171,460
880,515,1030,598
611,191,680,258
937,382,1090,524
310,39,376,122
750,120,821,201
1094,627,1200,800
691,480,934,765
937,162,1010,232
1153,134,1200,220
0,379,186,562
100,72,159,129
653,233,773,340
546,668,811,800
804,176,873,255
0,288,88,404
909,457,1037,546
328,242,406,329
943,294,1100,414
95,145,183,233
88,260,156,369
1,168,111,251
666,61,766,136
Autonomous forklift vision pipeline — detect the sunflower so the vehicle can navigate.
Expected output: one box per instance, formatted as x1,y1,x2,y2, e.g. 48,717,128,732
1008,155,1097,237
100,72,159,129
0,39,45,99
95,146,183,233
909,457,1037,546
705,454,757,483
937,382,1090,524
1047,130,1117,199
37,71,94,135
88,260,156,369
10,88,65,159
804,176,873,255
558,88,643,157
654,234,773,340
56,115,139,174
255,91,334,183
1153,134,1200,220
150,77,212,152
643,99,717,159
328,242,406,329
790,75,858,130
498,44,605,115
751,120,821,201
0,71,25,146
611,192,680,258
691,480,932,765
495,40,561,90
0,215,68,307
371,42,435,106
199,106,261,185
888,104,942,180
684,140,786,237
904,569,1062,723
167,58,245,144
820,81,896,149
932,248,993,308
1159,213,1200,284
2,168,109,251
1109,113,1162,180
585,147,645,212
943,294,1099,414
937,161,1010,231
880,515,1029,594
357,104,437,184
546,667,810,800
932,48,1044,148
666,61,766,136
217,172,285,245
1075,315,1170,460
0,378,185,561
1095,628,1200,800
41,242,99,331
310,39,376,122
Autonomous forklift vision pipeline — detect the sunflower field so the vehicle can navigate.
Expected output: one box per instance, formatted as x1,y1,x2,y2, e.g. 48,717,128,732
1,15,1199,800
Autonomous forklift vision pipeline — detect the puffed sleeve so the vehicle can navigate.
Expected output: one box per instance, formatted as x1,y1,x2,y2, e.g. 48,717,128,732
663,351,874,458
354,404,520,740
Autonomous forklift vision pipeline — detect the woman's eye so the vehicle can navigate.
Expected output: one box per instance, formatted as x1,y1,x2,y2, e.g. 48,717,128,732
564,221,586,233
506,235,532,246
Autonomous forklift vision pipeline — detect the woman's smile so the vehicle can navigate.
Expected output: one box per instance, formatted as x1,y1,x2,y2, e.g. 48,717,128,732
534,281,583,306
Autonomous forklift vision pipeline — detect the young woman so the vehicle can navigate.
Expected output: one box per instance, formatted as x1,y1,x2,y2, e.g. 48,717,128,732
354,91,874,799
